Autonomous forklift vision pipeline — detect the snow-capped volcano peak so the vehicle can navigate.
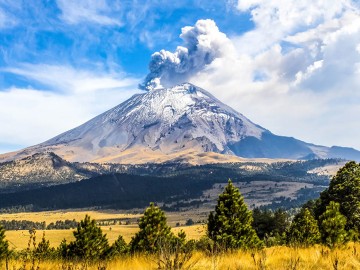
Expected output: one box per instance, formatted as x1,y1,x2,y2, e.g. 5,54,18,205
37,83,265,162
2,83,360,164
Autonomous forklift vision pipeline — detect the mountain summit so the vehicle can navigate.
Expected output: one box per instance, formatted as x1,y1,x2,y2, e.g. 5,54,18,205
2,83,360,163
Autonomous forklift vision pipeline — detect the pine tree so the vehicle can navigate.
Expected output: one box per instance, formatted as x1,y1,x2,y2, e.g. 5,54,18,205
207,179,262,250
67,215,110,260
317,161,360,234
130,203,173,253
319,201,348,248
35,231,54,259
0,225,9,260
287,208,320,247
110,235,128,257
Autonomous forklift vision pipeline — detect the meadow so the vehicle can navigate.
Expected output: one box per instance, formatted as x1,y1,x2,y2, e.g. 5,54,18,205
2,210,360,269
3,244,360,269
0,209,206,250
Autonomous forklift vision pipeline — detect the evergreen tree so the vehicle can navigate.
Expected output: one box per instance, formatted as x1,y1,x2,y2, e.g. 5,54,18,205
287,208,320,247
252,208,290,241
207,180,262,250
252,208,273,240
130,203,173,253
110,235,128,257
0,225,9,260
35,231,54,259
317,161,360,233
319,201,348,248
67,215,110,260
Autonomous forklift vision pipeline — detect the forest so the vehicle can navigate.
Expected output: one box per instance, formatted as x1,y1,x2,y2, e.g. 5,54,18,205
0,161,359,269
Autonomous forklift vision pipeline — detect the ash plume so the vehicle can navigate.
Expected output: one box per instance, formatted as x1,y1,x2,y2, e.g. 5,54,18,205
139,19,232,91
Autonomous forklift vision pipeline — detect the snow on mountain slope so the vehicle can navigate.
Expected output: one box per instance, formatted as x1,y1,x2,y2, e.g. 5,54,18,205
1,83,360,163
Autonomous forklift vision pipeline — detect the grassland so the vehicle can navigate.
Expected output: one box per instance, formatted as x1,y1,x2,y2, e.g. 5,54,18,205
5,224,206,250
0,209,206,250
0,209,142,223
3,244,360,269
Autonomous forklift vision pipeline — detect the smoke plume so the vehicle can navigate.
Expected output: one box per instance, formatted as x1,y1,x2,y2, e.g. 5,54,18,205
140,19,233,91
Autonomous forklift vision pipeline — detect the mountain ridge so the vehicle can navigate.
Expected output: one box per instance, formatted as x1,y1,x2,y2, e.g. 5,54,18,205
1,83,360,163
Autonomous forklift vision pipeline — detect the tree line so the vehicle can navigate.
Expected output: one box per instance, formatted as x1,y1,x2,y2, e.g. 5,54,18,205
0,219,78,230
0,161,358,268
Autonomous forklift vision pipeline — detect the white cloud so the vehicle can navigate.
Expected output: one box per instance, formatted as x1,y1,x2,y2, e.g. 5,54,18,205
0,6,17,28
56,0,122,26
0,64,140,153
189,1,360,150
4,64,138,94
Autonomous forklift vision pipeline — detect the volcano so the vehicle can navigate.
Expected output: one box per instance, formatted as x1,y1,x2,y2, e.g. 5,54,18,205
2,83,360,164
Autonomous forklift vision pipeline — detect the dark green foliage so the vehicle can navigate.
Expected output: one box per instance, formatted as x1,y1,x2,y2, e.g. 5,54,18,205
0,219,78,230
110,235,128,257
185,219,194,226
0,225,9,260
58,239,70,259
300,199,319,217
66,215,110,260
252,208,290,245
130,203,173,253
287,208,320,247
319,201,348,248
35,231,55,259
207,180,262,250
46,219,78,230
0,220,46,230
0,159,338,211
0,173,212,210
317,161,360,234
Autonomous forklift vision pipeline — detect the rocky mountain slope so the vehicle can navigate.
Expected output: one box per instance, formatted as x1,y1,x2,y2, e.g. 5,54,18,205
1,83,360,164
0,152,94,191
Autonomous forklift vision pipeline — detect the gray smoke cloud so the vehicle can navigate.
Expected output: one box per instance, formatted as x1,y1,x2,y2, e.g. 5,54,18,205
139,19,233,91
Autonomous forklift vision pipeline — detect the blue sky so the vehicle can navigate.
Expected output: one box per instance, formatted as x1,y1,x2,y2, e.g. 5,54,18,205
1,0,360,153
0,1,252,81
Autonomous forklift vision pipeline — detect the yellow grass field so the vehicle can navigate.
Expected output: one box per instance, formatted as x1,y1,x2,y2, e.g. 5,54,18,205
0,209,207,250
3,210,360,270
5,224,206,250
3,244,360,270
0,209,142,223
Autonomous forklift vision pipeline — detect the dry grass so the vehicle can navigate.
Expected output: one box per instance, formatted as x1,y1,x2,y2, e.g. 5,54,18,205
0,209,206,250
5,224,205,250
0,209,141,223
3,244,360,270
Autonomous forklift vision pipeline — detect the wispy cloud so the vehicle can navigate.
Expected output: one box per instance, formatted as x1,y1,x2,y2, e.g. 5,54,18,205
4,64,138,94
0,5,17,28
0,64,140,152
56,0,122,26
